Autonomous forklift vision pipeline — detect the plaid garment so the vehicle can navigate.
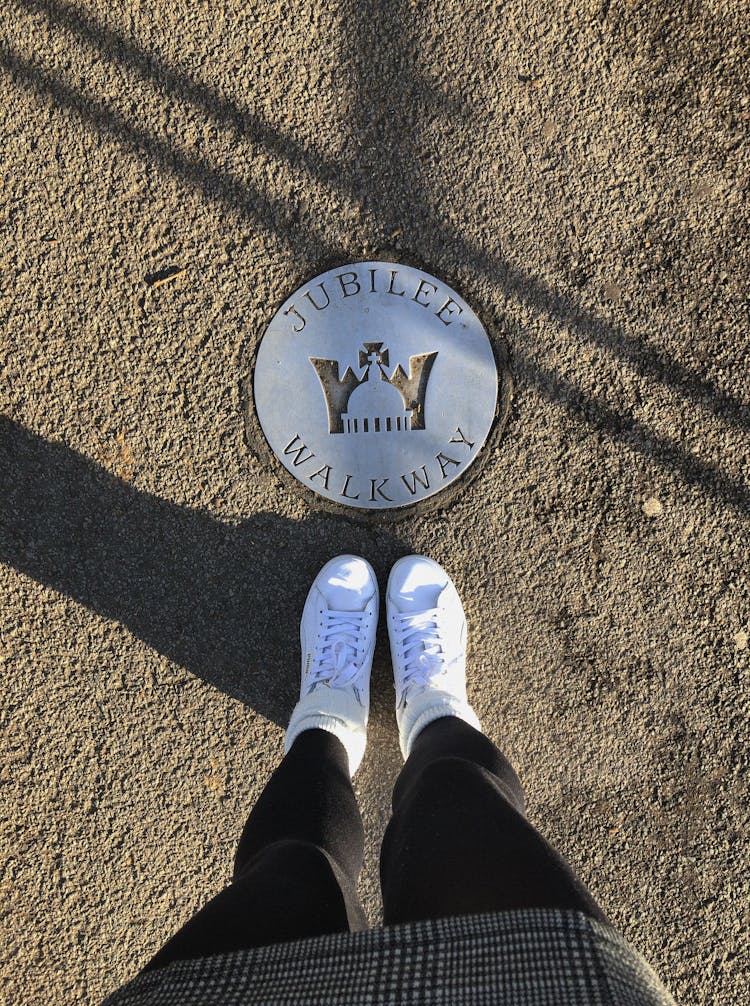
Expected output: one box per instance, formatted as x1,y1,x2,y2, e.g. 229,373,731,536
103,908,676,1006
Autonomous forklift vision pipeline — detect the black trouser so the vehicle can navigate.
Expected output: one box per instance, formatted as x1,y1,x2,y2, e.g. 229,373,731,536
145,718,605,971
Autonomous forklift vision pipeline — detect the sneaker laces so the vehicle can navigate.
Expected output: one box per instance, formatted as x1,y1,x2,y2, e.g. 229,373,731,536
394,608,460,705
309,609,367,690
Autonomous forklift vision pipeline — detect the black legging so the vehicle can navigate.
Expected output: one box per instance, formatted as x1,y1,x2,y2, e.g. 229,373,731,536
145,717,606,971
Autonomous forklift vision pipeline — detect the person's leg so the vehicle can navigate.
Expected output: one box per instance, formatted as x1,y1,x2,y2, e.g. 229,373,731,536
144,554,380,970
145,728,366,970
380,715,607,925
382,555,606,926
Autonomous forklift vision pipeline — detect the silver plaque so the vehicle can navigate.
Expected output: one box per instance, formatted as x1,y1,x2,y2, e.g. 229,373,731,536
253,262,498,511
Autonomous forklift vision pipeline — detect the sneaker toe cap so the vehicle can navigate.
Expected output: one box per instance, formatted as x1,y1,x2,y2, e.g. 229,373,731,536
317,555,377,611
387,555,451,612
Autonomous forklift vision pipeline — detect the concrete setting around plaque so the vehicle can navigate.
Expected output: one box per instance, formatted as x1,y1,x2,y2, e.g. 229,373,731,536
253,262,499,511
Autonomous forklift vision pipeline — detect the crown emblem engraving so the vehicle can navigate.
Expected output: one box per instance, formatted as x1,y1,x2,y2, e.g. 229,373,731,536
310,342,438,435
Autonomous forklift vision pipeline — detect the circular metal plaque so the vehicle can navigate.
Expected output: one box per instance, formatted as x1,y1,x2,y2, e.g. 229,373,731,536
253,261,498,511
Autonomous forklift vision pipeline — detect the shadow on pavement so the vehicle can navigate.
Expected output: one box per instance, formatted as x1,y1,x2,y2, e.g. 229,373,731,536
0,417,410,724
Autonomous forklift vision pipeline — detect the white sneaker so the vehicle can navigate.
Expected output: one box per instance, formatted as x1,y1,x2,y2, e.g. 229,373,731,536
285,555,378,775
387,555,481,759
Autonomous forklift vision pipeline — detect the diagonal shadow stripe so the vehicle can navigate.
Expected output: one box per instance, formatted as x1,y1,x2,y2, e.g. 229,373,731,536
10,0,750,439
0,43,338,259
14,0,343,184
513,353,750,514
444,223,750,437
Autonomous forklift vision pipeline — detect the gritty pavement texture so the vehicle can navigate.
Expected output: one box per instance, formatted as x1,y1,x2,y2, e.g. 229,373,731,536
1,1,748,1003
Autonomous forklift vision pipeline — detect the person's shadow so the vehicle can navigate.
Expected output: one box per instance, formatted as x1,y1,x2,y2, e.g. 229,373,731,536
0,416,411,725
